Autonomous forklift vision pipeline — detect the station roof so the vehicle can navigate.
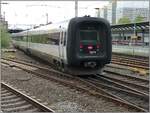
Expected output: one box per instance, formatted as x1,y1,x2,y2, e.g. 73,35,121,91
111,21,149,33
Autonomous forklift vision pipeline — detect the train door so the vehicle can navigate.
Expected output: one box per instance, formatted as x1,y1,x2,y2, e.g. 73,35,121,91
62,32,65,58
59,31,64,59
27,31,30,49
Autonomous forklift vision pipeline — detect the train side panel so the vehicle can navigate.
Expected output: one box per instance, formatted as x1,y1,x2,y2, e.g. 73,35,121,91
13,40,67,65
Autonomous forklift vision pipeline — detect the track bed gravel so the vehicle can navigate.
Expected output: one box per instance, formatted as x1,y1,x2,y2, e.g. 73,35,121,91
1,65,135,112
105,65,149,80
1,50,137,112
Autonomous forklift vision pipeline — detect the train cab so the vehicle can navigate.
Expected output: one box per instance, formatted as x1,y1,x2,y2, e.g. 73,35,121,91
66,17,112,74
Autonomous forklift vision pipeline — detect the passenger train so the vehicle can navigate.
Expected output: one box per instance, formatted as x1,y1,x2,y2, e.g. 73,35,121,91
12,16,112,75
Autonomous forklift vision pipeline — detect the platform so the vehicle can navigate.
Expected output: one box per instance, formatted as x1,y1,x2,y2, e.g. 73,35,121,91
112,45,149,57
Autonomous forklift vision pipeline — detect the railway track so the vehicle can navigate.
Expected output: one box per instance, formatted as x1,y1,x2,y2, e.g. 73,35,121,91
85,74,148,110
1,58,149,112
112,54,149,63
1,82,54,112
104,69,149,82
111,54,149,70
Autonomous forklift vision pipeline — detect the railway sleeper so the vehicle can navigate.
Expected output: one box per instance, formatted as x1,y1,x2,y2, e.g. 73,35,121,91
2,95,18,100
1,101,27,108
2,104,34,112
1,98,23,105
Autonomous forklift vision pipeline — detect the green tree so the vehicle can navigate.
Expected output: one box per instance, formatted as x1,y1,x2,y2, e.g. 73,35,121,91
118,17,131,24
134,15,145,23
0,23,10,48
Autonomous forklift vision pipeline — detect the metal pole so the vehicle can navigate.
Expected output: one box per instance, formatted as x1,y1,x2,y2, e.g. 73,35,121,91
0,0,1,20
132,21,136,56
0,0,1,91
0,2,8,20
46,13,48,24
98,8,100,17
112,0,117,24
134,22,136,36
0,0,2,75
3,11,5,20
95,8,100,18
75,0,78,17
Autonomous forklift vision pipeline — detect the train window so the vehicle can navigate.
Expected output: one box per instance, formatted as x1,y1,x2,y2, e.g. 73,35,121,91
15,37,18,41
31,35,41,43
43,35,46,43
127,36,131,40
16,36,23,41
60,32,63,44
30,36,32,42
137,36,141,40
48,32,60,45
40,34,48,44
23,36,27,41
48,39,56,45
64,32,66,46
124,36,126,40
80,30,98,41
27,36,30,42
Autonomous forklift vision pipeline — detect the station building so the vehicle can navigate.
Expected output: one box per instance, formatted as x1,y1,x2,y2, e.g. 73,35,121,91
111,21,149,46
111,21,149,57
116,7,149,23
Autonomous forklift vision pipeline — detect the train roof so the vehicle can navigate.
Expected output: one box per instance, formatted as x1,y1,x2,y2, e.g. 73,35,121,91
12,16,110,37
12,20,70,37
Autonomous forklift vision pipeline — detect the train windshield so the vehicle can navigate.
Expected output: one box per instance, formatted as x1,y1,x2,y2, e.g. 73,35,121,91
79,30,100,55
80,30,98,41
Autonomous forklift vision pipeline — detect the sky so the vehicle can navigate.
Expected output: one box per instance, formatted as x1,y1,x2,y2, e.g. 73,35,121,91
1,1,149,29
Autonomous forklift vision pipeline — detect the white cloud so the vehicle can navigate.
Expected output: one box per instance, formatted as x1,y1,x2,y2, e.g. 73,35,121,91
2,1,109,26
1,1,148,29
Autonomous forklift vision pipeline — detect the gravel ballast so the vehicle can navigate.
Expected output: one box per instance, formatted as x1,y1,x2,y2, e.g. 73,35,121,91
1,50,138,112
2,65,137,112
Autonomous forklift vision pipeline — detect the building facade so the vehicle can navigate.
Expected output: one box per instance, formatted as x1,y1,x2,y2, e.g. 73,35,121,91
116,7,149,23
99,7,149,25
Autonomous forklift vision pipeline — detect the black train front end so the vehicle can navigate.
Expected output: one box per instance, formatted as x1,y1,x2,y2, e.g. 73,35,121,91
66,17,112,75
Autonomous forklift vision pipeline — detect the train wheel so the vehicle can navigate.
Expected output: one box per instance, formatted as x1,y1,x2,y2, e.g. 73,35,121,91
61,63,65,72
99,67,105,74
58,61,65,72
26,48,31,55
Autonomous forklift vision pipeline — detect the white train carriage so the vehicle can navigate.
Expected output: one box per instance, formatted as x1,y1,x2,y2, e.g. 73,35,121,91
12,16,112,75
